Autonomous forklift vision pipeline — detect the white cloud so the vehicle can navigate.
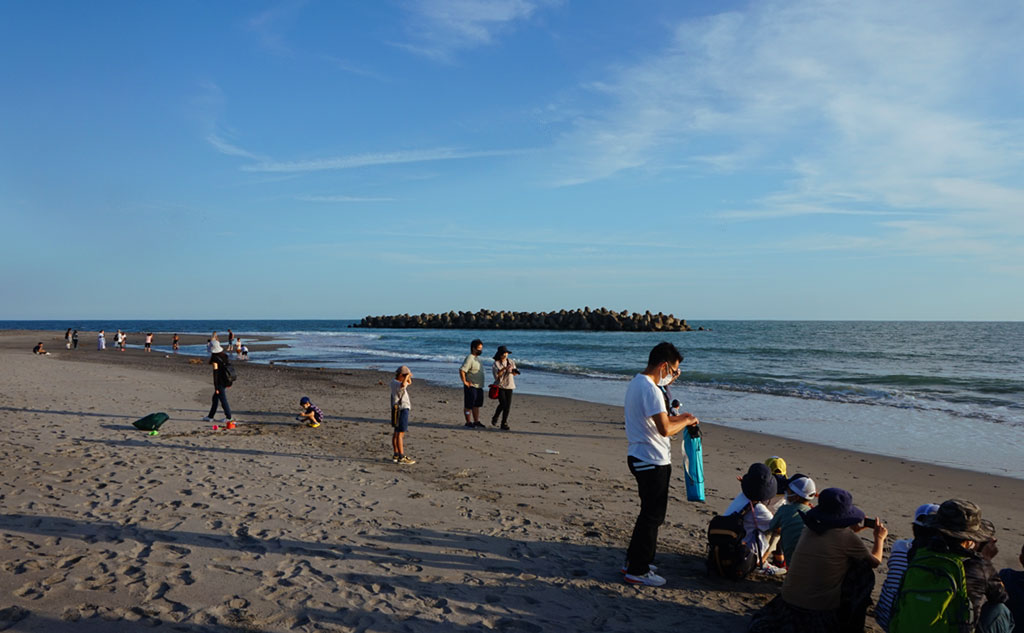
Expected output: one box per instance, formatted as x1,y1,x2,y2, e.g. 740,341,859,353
548,0,1024,272
206,134,267,161
296,194,397,203
396,0,552,61
242,147,527,173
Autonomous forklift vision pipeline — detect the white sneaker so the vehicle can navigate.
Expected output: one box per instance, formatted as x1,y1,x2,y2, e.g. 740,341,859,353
620,561,658,574
201,416,214,422
623,570,666,586
758,562,787,577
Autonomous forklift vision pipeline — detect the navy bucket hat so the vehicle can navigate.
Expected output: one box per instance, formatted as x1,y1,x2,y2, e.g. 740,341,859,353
740,463,777,502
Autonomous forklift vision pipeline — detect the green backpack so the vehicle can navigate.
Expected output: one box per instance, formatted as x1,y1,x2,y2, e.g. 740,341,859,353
890,548,973,633
132,412,169,432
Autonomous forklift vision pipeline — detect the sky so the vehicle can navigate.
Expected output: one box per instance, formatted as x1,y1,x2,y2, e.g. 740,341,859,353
2,0,1023,321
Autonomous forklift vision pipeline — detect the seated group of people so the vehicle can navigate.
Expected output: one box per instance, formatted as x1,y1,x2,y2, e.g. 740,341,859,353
722,457,1022,633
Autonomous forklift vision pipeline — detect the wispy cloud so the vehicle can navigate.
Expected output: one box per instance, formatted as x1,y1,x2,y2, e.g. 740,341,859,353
547,0,1024,271
395,0,554,61
242,147,528,173
245,1,306,56
206,133,267,161
296,194,397,203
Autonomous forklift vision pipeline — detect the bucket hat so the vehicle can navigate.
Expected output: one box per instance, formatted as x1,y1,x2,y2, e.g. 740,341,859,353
802,488,865,533
923,499,989,542
740,463,777,502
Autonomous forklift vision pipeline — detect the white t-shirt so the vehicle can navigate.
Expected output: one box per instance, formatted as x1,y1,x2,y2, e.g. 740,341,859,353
725,492,775,555
624,373,671,465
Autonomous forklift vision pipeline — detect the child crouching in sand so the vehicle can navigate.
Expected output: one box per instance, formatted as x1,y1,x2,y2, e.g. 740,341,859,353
297,397,323,428
390,366,415,464
768,474,817,566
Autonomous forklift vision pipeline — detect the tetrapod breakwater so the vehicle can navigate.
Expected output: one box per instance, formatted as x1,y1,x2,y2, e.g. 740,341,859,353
351,308,697,331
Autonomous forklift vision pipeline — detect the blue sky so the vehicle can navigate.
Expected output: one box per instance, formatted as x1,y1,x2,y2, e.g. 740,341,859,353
2,0,1023,320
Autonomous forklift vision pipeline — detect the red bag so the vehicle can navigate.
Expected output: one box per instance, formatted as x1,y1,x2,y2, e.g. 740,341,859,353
488,384,500,399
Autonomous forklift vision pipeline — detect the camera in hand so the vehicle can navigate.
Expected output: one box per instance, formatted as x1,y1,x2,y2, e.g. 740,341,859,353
863,517,878,528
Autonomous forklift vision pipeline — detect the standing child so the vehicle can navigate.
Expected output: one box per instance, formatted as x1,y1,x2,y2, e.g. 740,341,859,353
97,330,105,350
297,396,323,428
65,328,72,349
390,366,415,464
72,329,79,349
144,332,153,352
172,333,179,352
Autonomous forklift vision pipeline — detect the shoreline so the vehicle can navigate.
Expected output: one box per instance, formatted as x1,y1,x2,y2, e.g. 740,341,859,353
2,331,1024,631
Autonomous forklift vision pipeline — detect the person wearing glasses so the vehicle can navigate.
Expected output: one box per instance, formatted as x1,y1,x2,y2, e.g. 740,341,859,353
621,341,699,587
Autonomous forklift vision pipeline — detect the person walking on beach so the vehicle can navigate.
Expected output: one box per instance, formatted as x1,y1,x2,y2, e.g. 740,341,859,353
172,333,179,352
622,341,699,587
65,328,72,350
116,330,126,352
390,366,416,464
72,329,79,349
459,339,486,428
97,330,105,350
144,332,153,352
490,345,519,430
203,340,235,426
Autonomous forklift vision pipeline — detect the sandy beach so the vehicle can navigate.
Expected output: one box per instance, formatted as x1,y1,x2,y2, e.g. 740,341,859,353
2,330,1023,632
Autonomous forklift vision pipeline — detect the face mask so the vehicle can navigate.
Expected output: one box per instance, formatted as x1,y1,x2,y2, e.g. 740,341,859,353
658,364,677,386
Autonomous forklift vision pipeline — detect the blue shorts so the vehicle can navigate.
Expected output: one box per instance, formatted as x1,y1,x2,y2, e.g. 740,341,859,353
394,408,409,433
463,386,484,409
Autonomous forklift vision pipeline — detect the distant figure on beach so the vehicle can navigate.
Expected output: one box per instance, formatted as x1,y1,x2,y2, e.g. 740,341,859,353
999,543,1024,630
97,330,105,350
749,488,887,633
202,340,235,425
490,345,519,430
621,341,699,587
172,333,179,352
206,338,212,354
227,329,234,348
144,332,153,352
459,339,486,428
240,344,248,360
390,366,415,464
72,329,78,349
873,502,939,631
234,338,243,357
116,330,126,352
65,328,72,349
297,396,323,428
33,341,49,355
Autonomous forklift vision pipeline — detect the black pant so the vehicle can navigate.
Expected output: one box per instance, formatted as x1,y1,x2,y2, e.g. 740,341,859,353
208,390,232,419
491,388,513,426
625,456,671,575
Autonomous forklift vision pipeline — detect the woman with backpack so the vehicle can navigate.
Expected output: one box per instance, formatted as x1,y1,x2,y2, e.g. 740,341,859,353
748,487,887,633
202,340,235,425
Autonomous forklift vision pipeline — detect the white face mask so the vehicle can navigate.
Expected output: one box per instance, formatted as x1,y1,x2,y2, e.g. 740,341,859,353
658,365,676,387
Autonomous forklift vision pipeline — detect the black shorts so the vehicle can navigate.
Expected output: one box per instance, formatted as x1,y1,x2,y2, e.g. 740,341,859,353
463,386,484,409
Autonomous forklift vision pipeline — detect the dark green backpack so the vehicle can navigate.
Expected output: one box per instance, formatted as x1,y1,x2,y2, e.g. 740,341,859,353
890,548,972,633
132,412,169,432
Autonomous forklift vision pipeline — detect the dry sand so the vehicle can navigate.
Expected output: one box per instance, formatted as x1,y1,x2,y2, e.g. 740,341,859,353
2,331,1023,632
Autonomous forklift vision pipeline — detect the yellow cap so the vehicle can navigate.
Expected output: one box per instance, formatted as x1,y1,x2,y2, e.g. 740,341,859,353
765,456,787,476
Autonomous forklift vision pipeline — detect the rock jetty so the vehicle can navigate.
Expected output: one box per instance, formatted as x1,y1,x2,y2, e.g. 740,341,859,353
352,308,693,332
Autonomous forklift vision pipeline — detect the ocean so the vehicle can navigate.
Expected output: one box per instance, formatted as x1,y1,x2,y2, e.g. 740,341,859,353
5,320,1022,479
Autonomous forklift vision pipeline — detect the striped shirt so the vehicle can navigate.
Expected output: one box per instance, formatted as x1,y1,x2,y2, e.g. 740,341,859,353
874,538,912,631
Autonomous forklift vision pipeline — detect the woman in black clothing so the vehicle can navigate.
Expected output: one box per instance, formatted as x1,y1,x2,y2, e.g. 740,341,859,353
203,340,234,423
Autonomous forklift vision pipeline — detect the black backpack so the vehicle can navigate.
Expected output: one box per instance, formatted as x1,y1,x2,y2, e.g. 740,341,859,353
222,359,238,386
707,503,758,579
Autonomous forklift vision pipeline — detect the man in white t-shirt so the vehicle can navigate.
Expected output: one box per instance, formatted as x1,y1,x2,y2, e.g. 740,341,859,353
622,341,699,587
